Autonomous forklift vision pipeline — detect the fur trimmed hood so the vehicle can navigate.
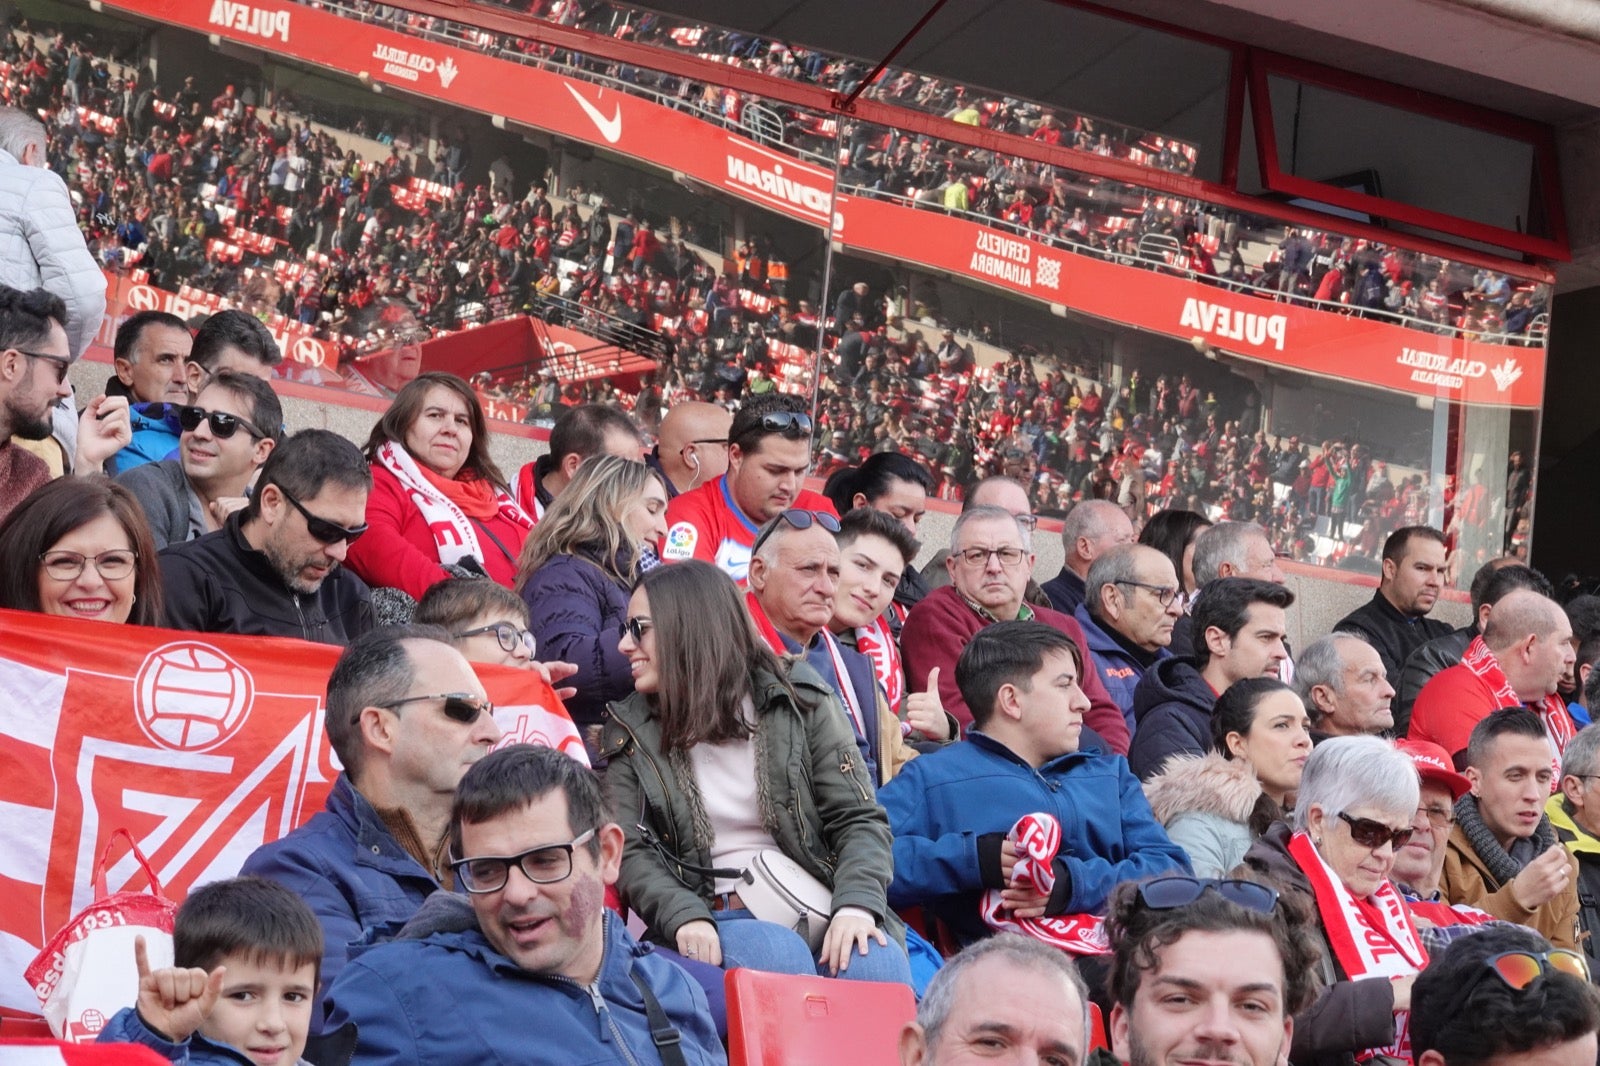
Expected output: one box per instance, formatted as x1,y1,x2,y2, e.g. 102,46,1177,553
1143,751,1264,827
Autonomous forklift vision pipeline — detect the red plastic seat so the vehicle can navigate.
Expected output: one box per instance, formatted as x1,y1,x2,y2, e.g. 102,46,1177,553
726,968,915,1066
0,1007,54,1040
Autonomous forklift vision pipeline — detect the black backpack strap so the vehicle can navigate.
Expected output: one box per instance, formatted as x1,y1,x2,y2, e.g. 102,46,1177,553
629,966,690,1066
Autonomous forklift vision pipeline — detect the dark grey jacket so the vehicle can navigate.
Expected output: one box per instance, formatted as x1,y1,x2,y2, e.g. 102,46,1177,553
116,458,198,549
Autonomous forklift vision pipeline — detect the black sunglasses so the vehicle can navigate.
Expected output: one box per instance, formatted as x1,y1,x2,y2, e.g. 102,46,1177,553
749,508,842,558
1136,876,1279,915
279,488,368,545
735,410,813,446
624,616,653,644
370,691,493,725
1338,811,1414,850
17,349,69,385
177,404,264,440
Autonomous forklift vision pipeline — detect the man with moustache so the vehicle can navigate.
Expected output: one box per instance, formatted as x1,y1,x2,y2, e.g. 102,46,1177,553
243,626,503,1031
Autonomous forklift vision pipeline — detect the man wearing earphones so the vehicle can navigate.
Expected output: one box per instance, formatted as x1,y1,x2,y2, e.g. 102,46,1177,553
647,401,732,498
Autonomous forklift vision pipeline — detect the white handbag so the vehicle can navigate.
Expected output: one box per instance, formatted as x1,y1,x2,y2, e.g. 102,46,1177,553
737,850,833,952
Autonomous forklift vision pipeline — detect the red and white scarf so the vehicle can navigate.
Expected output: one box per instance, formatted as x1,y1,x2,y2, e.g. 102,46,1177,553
1462,635,1576,770
1289,829,1426,1062
854,614,905,714
374,440,532,569
981,813,1108,956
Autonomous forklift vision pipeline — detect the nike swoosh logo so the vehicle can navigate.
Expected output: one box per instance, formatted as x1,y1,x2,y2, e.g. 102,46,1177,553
565,84,622,144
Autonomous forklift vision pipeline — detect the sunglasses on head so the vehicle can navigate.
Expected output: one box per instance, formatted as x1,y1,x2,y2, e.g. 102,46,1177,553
177,404,264,440
1480,949,1592,990
278,488,368,545
750,508,842,557
1136,876,1279,915
740,410,813,443
1338,811,1414,850
370,692,493,725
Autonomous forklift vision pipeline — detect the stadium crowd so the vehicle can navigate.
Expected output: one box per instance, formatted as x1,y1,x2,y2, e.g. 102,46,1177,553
1,8,1593,1066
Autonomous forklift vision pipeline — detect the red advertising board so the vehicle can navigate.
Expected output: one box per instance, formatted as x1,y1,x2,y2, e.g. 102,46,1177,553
105,0,1545,408
0,609,582,1012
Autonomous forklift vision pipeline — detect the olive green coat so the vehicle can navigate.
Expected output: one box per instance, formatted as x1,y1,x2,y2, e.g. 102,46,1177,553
599,662,904,947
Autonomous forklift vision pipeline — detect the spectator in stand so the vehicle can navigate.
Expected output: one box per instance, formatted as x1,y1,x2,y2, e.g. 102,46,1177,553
348,372,533,600
1390,738,1473,903
1411,925,1599,1066
1170,520,1285,659
109,312,192,413
1145,678,1310,878
602,560,911,985
159,429,373,645
1411,590,1576,765
1138,508,1213,605
0,474,163,625
1104,874,1321,1066
516,455,667,750
1333,526,1452,689
0,105,105,473
882,620,1187,948
1292,632,1396,742
1397,560,1547,737
1239,736,1426,1066
241,625,500,1032
896,934,1089,1066
1042,499,1135,616
184,309,283,396
513,403,644,520
647,400,732,498
323,744,725,1065
115,371,280,549
1548,724,1600,971
1129,577,1294,781
1076,543,1183,730
901,505,1131,752
1441,709,1580,949
920,476,1042,598
662,392,834,583
823,450,936,610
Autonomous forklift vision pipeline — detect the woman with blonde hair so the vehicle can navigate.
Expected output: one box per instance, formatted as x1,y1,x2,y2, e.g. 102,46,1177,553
517,454,668,745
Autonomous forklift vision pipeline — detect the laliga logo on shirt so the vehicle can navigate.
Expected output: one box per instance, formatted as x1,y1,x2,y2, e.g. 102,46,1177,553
134,642,255,752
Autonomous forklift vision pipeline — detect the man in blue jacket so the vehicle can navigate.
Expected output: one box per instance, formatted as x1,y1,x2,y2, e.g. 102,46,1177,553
880,621,1188,947
1074,543,1182,735
325,743,725,1066
241,625,502,1031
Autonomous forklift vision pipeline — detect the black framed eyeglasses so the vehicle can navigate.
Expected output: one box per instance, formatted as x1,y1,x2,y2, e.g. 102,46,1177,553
16,349,69,385
749,508,842,558
176,404,264,440
451,829,597,893
954,545,1027,568
278,488,368,545
39,549,138,581
1115,580,1182,608
623,615,653,644
457,621,535,657
1338,811,1414,850
1136,876,1279,915
369,691,494,726
687,438,729,447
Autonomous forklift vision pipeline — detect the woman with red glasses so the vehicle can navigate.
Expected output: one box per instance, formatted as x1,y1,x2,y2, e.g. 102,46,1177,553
1241,735,1427,1066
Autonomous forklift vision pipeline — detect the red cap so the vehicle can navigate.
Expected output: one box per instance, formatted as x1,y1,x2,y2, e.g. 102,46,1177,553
1395,739,1470,800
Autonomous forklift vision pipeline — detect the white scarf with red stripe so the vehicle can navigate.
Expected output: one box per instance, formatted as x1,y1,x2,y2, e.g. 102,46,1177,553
374,440,532,569
854,614,905,714
981,812,1108,955
1461,635,1576,759
1289,829,1425,1062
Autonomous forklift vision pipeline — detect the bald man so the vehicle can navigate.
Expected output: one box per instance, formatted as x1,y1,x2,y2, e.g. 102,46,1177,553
648,401,733,497
1411,589,1578,766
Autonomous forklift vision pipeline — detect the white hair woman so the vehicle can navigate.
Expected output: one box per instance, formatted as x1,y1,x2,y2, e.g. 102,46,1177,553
1241,735,1423,1066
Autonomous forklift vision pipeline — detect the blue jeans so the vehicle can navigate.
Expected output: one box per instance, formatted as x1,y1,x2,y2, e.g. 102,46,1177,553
713,908,912,985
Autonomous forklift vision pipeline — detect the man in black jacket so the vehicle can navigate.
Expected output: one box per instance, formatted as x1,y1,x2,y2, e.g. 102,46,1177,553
159,428,373,645
1334,525,1452,690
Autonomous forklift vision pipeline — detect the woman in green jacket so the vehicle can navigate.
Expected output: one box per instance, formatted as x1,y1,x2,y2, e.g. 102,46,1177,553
601,560,910,984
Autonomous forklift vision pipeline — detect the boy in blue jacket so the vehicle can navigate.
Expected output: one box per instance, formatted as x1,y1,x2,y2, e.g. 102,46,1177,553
99,876,321,1066
880,620,1189,946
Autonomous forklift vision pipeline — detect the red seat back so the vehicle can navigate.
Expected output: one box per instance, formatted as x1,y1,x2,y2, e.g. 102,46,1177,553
726,968,915,1066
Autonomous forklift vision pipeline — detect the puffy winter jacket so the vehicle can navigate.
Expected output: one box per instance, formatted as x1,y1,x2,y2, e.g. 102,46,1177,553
1128,657,1218,780
880,731,1188,945
520,550,634,732
107,403,181,476
0,148,106,359
99,1005,314,1066
1143,750,1264,878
